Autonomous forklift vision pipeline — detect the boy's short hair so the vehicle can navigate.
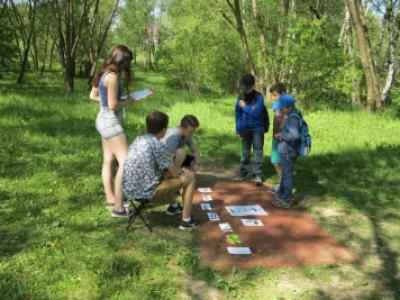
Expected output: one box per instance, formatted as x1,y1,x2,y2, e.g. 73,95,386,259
269,83,287,95
181,115,200,128
240,74,256,89
146,111,169,134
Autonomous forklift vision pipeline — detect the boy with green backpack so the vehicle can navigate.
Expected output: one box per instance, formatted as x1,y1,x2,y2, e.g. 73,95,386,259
271,94,311,208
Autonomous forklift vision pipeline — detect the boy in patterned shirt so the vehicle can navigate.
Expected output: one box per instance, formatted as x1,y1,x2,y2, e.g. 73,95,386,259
122,111,199,229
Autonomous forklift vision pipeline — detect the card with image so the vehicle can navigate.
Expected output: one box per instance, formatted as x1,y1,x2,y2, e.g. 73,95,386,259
201,194,213,202
219,222,233,233
200,203,212,211
207,211,220,221
241,219,264,226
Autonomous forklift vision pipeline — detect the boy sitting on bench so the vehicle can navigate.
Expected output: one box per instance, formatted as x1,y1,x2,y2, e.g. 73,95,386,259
122,111,199,230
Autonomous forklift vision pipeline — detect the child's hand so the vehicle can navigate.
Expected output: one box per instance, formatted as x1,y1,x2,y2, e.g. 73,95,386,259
236,134,241,139
239,100,245,107
274,133,281,139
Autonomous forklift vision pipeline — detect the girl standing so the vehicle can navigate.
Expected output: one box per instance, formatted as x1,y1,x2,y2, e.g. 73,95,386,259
90,45,135,217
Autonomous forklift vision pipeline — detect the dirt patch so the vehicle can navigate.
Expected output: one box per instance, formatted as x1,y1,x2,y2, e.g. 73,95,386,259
193,179,357,269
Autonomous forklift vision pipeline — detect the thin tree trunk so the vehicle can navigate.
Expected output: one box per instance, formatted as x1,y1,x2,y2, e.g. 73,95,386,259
344,4,360,105
40,24,50,75
215,0,258,77
252,0,269,95
49,38,56,70
381,0,399,104
346,0,381,111
13,0,37,83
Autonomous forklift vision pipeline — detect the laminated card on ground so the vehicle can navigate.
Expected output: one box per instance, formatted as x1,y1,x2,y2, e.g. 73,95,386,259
200,203,212,211
201,194,213,202
241,219,264,226
121,89,155,101
225,205,268,217
227,247,252,255
198,187,212,193
207,211,220,221
219,222,233,233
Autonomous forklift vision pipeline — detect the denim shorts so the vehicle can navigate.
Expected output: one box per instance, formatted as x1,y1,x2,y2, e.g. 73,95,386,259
271,138,281,164
95,107,124,139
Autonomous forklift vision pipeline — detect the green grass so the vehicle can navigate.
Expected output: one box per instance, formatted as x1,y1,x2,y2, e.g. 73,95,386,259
1,69,400,299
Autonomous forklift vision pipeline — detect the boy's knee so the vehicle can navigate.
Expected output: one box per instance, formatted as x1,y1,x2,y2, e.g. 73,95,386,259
181,171,195,186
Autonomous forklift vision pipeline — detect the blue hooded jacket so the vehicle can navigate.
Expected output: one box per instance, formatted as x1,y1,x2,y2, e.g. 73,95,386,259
235,92,264,135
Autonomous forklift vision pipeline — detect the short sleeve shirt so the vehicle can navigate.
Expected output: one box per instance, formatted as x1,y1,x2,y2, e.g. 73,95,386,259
123,134,172,199
160,126,194,154
272,104,284,136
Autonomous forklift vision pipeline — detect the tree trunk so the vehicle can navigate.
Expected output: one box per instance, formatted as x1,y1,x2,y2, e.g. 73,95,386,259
251,0,269,95
15,0,37,83
344,4,360,106
49,38,56,70
64,56,75,92
381,2,400,105
215,0,258,77
346,0,381,111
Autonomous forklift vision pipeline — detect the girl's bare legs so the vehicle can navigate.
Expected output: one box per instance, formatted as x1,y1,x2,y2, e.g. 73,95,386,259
107,134,128,212
101,138,116,203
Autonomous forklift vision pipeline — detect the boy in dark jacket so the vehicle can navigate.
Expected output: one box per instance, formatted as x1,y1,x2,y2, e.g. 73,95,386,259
234,74,265,186
272,94,301,208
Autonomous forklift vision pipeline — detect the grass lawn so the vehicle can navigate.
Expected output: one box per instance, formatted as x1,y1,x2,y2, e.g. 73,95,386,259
1,69,400,299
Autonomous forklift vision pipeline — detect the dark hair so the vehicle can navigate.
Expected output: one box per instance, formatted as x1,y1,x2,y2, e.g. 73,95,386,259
146,111,169,134
269,83,287,95
239,74,256,89
181,115,200,128
91,45,133,91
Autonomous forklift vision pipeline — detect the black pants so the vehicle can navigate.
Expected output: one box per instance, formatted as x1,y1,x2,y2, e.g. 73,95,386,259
182,154,195,167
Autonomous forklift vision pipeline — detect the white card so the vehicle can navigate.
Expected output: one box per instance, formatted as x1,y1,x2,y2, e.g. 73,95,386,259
227,247,252,255
241,219,264,226
219,222,233,233
200,203,212,211
198,187,212,193
201,194,213,202
225,205,268,216
207,211,220,221
121,89,155,101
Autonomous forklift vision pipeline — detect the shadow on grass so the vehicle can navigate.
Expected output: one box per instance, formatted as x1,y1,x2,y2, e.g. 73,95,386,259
291,145,400,299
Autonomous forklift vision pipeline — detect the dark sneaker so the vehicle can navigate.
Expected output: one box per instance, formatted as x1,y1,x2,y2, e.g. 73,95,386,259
105,201,129,209
179,218,199,230
271,199,290,209
166,203,183,216
111,208,129,217
252,175,263,186
233,173,248,182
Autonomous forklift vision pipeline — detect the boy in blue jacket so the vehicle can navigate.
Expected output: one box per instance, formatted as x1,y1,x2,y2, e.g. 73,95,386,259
272,94,301,208
234,74,265,186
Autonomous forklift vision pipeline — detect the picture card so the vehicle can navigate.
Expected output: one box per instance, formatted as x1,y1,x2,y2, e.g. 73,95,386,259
200,203,212,211
207,211,220,221
225,205,268,217
227,247,252,255
201,194,213,202
218,222,233,233
198,187,212,193
241,219,264,227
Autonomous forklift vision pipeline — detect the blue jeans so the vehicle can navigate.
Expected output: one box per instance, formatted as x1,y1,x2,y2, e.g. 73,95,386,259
240,130,264,176
277,152,297,204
